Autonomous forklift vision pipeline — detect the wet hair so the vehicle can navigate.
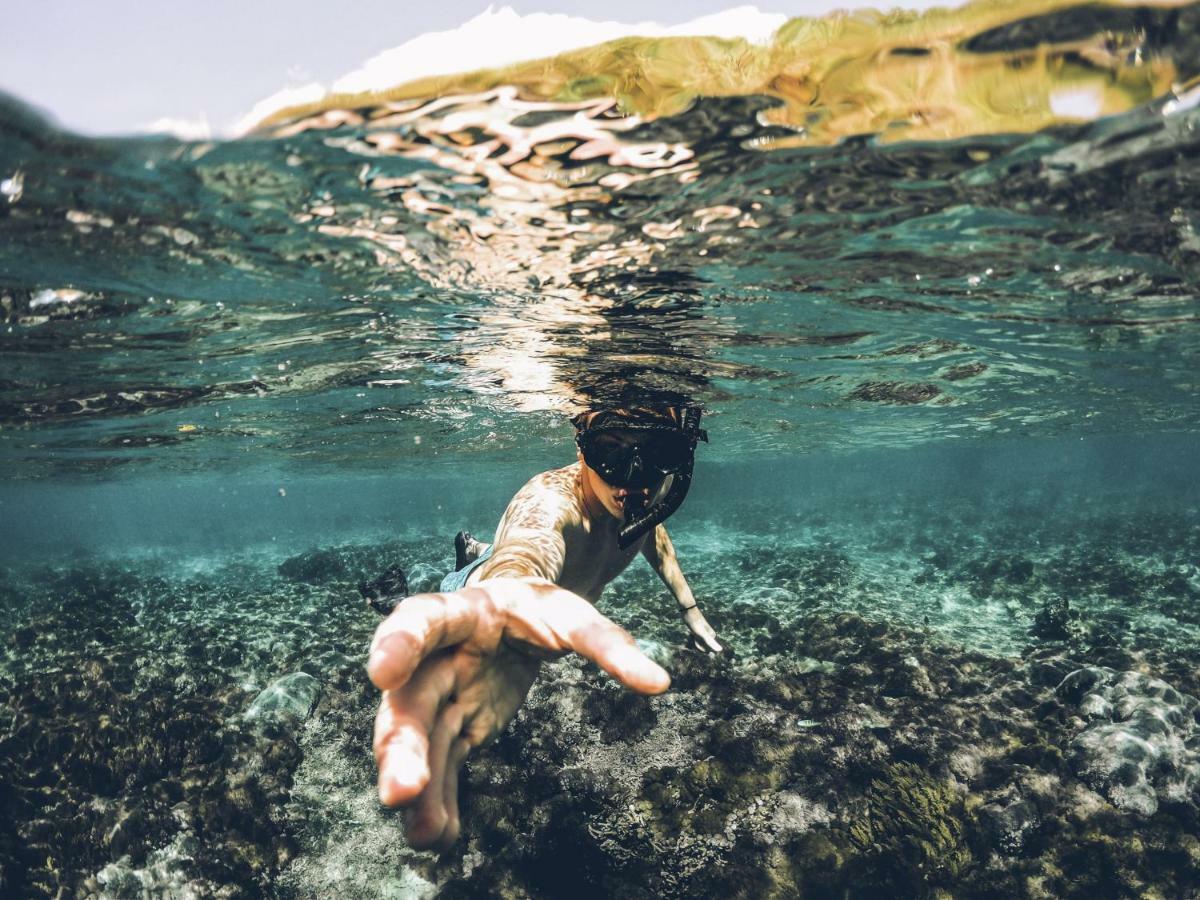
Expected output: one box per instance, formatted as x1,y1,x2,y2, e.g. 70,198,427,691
570,406,692,433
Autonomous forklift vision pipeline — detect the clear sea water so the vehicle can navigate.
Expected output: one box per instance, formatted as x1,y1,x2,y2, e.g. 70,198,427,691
2,3,1199,897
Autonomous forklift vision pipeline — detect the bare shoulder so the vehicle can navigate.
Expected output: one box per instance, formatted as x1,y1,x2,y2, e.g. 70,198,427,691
495,463,581,536
479,464,580,582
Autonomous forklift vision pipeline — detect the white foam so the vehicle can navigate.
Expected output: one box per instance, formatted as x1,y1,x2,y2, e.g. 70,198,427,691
229,82,328,138
139,114,213,141
230,5,791,136
332,5,786,96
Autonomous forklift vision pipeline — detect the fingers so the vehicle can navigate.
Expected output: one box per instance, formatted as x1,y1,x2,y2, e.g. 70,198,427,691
516,586,670,694
696,629,724,654
374,655,456,807
683,608,723,654
368,592,480,691
404,703,465,849
375,692,431,807
439,738,470,849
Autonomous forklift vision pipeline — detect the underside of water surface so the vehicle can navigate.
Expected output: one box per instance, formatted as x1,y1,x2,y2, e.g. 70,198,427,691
1,0,1199,897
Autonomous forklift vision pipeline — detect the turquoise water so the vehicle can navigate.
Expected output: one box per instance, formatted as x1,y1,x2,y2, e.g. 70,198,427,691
2,8,1200,896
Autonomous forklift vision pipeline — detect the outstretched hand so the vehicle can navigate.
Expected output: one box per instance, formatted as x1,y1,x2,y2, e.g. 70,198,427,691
366,577,670,850
683,606,724,654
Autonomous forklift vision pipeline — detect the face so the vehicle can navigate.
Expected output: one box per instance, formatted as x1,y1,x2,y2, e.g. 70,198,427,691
579,430,668,521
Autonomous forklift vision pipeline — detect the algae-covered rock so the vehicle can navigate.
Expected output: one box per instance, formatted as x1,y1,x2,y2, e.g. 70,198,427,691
1060,669,1200,816
358,564,409,615
842,762,973,891
278,548,349,584
1031,596,1082,642
246,672,323,722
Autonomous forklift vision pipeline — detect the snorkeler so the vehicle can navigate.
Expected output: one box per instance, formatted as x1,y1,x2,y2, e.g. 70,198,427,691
366,406,722,850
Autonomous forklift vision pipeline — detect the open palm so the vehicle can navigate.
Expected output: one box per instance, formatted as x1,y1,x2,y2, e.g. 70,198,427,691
367,577,670,849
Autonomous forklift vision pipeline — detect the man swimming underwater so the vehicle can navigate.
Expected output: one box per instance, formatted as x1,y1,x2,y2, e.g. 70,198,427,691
366,405,722,849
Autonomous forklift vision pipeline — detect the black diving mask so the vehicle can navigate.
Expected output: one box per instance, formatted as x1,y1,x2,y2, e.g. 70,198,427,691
573,406,708,548
576,429,694,490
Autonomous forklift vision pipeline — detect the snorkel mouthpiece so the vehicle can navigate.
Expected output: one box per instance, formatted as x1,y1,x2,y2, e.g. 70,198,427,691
621,490,648,520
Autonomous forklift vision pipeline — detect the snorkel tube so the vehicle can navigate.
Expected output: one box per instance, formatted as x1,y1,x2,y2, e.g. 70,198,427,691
617,459,694,548
614,406,706,549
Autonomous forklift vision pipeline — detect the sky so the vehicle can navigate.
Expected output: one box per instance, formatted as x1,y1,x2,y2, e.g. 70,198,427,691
1,0,955,137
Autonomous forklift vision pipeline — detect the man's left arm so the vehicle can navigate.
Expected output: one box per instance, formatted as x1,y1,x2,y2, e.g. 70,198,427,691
642,524,723,653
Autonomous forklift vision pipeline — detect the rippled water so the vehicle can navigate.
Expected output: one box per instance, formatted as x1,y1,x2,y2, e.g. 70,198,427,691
2,1,1199,897
2,1,1199,475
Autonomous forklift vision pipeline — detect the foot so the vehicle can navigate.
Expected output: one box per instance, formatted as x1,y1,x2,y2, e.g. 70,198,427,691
454,531,484,570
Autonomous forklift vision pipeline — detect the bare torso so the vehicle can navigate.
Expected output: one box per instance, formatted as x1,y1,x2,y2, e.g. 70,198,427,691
467,462,646,604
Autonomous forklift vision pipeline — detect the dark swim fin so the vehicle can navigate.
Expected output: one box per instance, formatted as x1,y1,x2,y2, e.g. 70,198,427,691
455,530,482,571
358,565,409,616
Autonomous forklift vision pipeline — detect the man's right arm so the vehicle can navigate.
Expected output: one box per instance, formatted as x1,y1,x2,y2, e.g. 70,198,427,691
368,576,670,849
368,470,669,850
476,475,568,583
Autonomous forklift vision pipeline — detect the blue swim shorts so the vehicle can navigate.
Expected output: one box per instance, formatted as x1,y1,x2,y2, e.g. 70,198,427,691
438,544,494,593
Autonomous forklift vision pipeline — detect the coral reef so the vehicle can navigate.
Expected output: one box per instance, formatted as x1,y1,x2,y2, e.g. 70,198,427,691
429,612,1199,899
1059,668,1200,817
0,566,305,897
2,499,1198,897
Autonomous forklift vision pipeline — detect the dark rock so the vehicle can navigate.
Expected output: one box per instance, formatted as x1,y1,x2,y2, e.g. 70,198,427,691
1031,596,1081,642
977,796,1040,855
1056,666,1112,704
1008,557,1034,583
245,672,323,722
278,548,349,584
